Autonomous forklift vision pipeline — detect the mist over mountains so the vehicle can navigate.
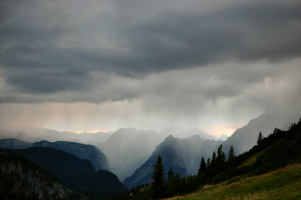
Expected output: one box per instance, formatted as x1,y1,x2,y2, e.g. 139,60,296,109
98,127,224,181
0,127,112,145
0,124,222,181
123,134,223,189
0,112,299,188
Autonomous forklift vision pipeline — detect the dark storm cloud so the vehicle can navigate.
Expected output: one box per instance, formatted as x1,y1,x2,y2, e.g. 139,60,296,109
0,0,301,97
122,1,301,70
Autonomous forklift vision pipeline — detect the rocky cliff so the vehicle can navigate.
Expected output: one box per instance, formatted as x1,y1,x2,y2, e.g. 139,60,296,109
0,153,68,200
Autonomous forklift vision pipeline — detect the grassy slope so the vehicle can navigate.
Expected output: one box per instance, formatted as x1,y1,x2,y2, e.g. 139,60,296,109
164,163,301,200
238,150,265,168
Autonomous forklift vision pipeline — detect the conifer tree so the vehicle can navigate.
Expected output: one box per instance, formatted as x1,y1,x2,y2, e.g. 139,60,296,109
198,156,207,175
211,152,216,168
151,155,166,200
206,158,211,171
257,131,263,144
167,165,174,180
228,146,235,161
216,144,225,166
222,152,226,163
210,152,217,176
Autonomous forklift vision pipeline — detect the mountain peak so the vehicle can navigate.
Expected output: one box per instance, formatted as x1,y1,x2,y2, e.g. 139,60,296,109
162,134,177,144
219,134,228,141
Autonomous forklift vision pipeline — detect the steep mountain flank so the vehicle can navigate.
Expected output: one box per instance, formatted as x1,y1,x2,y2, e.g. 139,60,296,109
222,113,289,155
0,153,68,200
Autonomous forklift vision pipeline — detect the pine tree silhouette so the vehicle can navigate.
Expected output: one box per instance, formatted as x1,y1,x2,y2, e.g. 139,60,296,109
151,155,166,200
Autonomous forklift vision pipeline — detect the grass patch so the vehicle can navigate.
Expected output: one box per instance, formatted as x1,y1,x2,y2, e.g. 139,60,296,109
163,163,301,200
238,150,265,168
139,186,150,192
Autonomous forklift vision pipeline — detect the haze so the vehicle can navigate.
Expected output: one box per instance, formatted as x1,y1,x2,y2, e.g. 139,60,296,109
1,0,301,137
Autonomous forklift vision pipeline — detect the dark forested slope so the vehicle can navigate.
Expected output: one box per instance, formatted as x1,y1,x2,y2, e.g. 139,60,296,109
0,147,127,200
32,140,109,171
0,153,69,200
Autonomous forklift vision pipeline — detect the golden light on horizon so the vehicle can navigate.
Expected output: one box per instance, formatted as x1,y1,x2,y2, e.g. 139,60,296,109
205,124,242,138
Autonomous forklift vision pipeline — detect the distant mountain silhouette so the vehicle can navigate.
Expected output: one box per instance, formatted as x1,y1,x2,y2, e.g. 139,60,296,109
0,130,18,139
16,131,44,143
219,134,228,141
0,138,32,149
160,127,218,140
123,135,222,189
0,127,112,145
33,140,109,171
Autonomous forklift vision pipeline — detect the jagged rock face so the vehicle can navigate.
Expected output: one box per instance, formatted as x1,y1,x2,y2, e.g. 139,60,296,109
0,154,68,200
33,141,109,171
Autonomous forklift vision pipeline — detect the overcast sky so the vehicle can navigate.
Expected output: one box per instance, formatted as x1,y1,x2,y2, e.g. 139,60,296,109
0,0,301,136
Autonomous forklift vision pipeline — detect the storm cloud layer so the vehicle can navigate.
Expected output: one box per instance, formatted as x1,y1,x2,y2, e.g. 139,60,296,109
0,0,301,134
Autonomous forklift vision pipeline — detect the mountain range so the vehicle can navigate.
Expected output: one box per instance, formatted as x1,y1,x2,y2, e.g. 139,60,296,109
98,127,226,181
122,113,298,189
0,127,112,145
0,112,298,198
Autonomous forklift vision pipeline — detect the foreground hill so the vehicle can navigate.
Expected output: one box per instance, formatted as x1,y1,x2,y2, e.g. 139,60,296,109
164,163,301,200
123,135,222,189
0,153,69,200
32,140,109,171
0,147,127,200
